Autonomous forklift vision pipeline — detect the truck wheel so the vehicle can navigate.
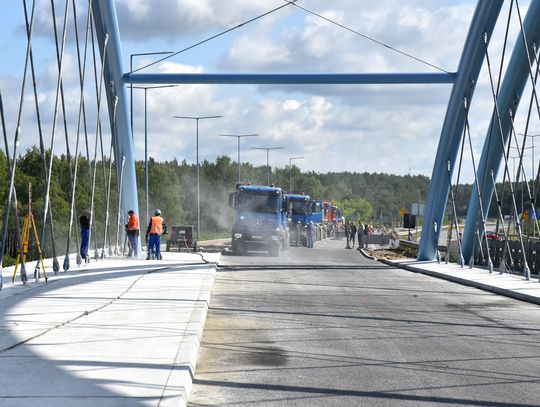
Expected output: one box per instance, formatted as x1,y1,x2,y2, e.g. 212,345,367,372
232,241,244,255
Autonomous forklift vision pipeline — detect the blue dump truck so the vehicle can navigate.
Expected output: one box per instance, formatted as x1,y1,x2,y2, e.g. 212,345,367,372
228,183,290,256
309,199,324,224
288,194,324,246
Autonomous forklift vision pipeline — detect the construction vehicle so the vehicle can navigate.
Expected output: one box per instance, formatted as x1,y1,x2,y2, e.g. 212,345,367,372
288,194,324,245
309,199,324,224
228,183,290,256
324,201,341,223
166,225,195,252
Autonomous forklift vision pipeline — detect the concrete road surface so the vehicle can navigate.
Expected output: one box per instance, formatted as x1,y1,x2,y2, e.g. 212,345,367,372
189,238,540,406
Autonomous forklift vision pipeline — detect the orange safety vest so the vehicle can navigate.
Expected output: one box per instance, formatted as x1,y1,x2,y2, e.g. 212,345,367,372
127,214,139,231
149,216,164,235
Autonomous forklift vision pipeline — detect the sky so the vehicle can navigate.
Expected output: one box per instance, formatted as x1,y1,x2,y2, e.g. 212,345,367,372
0,0,538,183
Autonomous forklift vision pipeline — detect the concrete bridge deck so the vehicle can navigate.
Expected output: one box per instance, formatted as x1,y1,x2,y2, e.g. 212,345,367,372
0,252,219,407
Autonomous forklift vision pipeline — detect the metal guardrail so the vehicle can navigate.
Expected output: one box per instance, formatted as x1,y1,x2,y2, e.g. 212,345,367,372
399,240,446,253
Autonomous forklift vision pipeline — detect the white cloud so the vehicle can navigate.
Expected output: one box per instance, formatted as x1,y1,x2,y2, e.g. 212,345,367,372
219,36,291,70
283,99,302,111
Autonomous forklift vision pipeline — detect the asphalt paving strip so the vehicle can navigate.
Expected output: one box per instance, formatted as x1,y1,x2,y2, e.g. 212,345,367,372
190,240,540,406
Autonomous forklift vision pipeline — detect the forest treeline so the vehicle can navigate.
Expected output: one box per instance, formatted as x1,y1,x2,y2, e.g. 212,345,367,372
0,147,533,260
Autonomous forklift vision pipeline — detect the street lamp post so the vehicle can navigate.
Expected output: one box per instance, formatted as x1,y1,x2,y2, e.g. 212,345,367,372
173,115,223,242
130,51,173,136
288,156,305,193
132,84,177,229
219,133,259,183
517,133,540,186
509,146,532,181
251,146,285,185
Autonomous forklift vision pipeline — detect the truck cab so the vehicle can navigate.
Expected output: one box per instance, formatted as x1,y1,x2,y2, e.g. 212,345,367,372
229,184,289,256
288,195,324,245
288,193,310,245
289,194,311,224
307,199,323,224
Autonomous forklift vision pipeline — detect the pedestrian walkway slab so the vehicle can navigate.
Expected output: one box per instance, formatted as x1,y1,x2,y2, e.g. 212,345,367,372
0,252,219,407
383,257,540,306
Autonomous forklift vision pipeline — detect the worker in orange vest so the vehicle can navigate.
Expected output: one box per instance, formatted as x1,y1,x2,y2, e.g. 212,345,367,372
125,210,140,258
146,209,167,260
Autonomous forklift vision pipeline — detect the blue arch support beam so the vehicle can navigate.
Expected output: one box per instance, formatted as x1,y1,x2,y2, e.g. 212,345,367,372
91,0,138,221
461,0,540,261
418,0,503,261
123,72,455,85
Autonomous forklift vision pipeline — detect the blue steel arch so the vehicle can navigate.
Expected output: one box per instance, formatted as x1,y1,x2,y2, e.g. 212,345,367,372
418,0,504,260
91,0,505,239
91,0,137,219
461,0,540,261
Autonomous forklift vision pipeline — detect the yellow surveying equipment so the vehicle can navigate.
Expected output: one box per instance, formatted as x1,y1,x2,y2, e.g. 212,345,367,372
13,183,47,283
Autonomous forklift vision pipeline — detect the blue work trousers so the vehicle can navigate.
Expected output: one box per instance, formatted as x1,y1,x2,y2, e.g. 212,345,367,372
148,234,161,259
128,234,139,257
80,228,90,258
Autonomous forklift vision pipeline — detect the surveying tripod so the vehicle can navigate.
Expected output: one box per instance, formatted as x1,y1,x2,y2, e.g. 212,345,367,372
13,183,47,283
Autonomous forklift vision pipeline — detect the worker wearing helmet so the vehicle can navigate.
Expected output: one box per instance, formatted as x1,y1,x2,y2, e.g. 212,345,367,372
146,209,167,260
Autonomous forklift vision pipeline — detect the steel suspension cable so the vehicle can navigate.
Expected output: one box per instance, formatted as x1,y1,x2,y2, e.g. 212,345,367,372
500,137,517,273
63,0,92,271
483,31,531,279
483,0,514,240
464,2,514,273
445,98,471,267
508,109,540,238
515,0,540,124
514,9,540,242
88,20,112,258
522,45,540,203
489,169,515,274
505,61,538,241
510,1,540,236
527,44,540,211
22,0,60,274
115,156,126,255
89,31,109,260
531,57,540,219
0,91,27,288
285,0,449,74
513,2,540,247
100,119,112,257
445,159,465,267
50,0,82,268
77,0,100,260
103,97,118,256
0,0,40,283
37,0,70,280
131,1,298,74
481,25,518,271
463,96,492,271
88,17,107,258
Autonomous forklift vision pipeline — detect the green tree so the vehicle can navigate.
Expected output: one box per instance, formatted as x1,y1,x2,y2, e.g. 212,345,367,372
335,198,373,222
